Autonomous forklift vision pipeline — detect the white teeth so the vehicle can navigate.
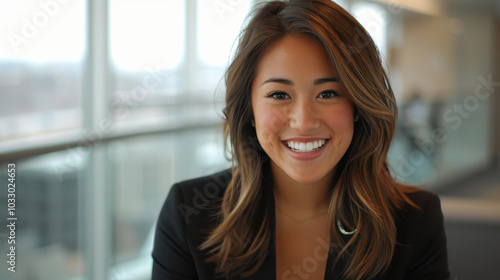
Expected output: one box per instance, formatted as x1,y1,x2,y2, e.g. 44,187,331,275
286,139,326,152
306,142,313,152
299,142,306,151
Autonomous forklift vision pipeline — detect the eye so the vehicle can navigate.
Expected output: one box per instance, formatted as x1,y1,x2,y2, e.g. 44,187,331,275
267,91,290,100
317,90,339,99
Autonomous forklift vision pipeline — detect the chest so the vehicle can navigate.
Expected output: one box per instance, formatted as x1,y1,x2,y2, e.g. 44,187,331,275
275,213,330,280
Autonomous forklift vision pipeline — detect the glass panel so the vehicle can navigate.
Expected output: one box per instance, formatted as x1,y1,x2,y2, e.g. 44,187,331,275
109,0,186,123
0,0,86,140
352,2,388,60
108,127,229,279
0,150,85,280
109,0,251,124
196,0,252,100
380,1,496,185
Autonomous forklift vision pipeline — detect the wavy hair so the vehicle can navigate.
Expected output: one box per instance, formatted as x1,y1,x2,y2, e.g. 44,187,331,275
200,1,417,279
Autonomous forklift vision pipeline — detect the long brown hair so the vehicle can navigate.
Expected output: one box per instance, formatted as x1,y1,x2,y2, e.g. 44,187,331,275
201,1,417,279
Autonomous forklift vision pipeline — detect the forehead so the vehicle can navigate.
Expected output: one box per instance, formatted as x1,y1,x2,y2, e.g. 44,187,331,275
254,34,337,81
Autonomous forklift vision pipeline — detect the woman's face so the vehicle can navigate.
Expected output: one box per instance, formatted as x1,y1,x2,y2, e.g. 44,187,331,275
251,34,354,186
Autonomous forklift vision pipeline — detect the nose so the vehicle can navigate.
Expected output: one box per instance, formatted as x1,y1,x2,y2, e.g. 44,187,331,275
289,99,320,132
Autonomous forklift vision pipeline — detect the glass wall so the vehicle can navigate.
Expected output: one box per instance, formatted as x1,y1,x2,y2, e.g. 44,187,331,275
0,150,85,280
347,0,498,186
0,1,247,279
109,0,187,123
108,128,229,272
0,0,86,140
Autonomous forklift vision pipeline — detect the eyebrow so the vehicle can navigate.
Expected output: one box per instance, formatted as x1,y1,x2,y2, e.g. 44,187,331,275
260,77,339,86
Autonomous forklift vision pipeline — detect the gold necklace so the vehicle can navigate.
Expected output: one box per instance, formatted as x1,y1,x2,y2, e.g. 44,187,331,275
276,206,328,223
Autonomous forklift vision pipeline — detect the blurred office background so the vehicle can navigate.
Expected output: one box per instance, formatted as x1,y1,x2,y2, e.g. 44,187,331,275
0,0,499,279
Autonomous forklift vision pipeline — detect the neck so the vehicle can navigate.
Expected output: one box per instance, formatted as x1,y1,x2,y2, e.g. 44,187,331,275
271,163,333,221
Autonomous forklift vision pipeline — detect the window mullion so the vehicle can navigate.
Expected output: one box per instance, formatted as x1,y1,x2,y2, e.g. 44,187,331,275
83,0,111,279
185,0,198,94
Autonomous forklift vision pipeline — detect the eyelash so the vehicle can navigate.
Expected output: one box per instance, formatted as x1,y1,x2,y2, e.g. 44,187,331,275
267,90,339,100
267,91,290,100
317,90,340,99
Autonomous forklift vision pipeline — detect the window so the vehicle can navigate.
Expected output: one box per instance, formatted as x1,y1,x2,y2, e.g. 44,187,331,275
109,0,186,123
0,150,85,279
0,0,86,140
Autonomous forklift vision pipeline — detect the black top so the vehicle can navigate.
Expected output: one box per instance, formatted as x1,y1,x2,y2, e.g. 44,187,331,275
152,167,449,279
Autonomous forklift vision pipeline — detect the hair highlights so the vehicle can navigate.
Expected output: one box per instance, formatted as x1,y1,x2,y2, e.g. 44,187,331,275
200,1,417,279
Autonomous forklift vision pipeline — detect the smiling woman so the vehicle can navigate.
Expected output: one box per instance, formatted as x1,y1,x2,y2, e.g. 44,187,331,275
250,36,356,279
152,1,450,279
251,34,354,186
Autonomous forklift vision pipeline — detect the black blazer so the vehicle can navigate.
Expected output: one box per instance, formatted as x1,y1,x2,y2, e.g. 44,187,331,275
152,168,449,279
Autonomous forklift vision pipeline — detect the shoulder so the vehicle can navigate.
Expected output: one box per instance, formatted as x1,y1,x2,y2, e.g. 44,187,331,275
398,188,443,225
394,187,444,236
164,168,233,225
389,187,449,279
152,169,233,279
404,188,441,208
172,168,233,203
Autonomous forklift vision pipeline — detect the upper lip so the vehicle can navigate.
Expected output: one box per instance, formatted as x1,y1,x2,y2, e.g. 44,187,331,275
282,137,330,142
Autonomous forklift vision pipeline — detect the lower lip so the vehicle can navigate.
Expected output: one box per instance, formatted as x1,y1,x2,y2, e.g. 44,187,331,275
283,141,329,161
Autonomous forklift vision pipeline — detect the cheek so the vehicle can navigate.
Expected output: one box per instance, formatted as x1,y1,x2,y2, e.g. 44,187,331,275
324,103,354,135
255,106,287,145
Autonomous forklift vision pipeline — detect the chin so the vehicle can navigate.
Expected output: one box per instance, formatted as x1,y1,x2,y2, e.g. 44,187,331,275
286,167,333,186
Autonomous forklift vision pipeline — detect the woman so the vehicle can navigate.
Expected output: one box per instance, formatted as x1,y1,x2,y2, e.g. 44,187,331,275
152,0,449,279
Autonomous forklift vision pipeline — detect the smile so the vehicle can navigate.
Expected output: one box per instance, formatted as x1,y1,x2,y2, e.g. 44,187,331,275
286,139,327,153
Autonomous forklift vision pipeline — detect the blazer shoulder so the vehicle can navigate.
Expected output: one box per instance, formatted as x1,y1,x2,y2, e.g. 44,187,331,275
167,168,233,227
174,168,233,203
405,188,440,209
393,188,449,279
152,169,232,279
395,187,443,225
